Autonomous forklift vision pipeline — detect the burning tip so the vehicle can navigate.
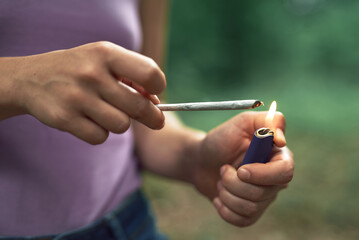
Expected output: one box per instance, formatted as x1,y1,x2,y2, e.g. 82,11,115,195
252,100,264,109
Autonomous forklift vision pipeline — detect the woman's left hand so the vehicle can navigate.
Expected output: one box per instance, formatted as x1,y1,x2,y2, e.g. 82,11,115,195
192,111,294,227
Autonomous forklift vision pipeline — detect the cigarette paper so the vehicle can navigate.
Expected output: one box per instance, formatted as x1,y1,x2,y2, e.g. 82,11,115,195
157,100,263,111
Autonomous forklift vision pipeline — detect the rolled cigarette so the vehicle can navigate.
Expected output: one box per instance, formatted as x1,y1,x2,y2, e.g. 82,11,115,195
157,100,263,111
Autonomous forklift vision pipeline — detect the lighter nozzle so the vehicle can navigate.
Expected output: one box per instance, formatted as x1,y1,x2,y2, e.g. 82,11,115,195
256,128,274,138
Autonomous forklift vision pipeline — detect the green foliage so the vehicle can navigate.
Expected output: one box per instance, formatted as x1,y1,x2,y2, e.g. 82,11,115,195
166,0,359,134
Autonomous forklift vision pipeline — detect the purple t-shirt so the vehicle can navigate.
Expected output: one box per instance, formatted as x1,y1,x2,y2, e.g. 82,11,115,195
0,0,142,236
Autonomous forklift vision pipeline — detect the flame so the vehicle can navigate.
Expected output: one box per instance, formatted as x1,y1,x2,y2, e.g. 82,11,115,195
265,101,277,128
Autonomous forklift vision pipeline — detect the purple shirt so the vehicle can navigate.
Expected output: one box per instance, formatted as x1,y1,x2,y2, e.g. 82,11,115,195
0,0,142,236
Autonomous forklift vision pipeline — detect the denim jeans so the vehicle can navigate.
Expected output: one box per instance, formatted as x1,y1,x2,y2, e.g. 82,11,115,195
0,190,167,240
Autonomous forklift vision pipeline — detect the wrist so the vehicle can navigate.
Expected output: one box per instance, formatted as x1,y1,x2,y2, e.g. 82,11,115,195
180,128,206,184
0,57,28,120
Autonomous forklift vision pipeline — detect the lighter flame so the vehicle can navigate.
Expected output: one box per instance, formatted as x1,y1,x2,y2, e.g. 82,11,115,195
265,101,277,128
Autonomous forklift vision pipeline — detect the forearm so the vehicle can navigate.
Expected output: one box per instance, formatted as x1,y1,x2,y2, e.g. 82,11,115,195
137,0,203,182
132,112,205,183
140,0,169,68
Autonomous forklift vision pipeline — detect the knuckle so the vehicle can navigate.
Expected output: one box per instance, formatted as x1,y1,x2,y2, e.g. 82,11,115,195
132,98,149,120
221,171,235,187
218,188,227,200
63,87,83,103
248,187,265,202
143,61,160,81
240,111,252,118
87,129,109,145
142,59,166,93
117,116,131,133
242,201,259,217
219,204,256,228
50,109,71,131
90,41,114,56
78,64,101,82
238,111,254,120
281,161,294,183
76,42,113,80
220,206,233,223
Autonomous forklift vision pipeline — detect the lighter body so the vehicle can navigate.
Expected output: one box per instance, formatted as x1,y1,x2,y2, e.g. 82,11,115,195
240,128,274,166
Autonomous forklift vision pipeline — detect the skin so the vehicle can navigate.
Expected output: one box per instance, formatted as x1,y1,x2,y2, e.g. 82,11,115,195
199,112,293,226
0,0,294,229
134,110,293,227
0,42,166,144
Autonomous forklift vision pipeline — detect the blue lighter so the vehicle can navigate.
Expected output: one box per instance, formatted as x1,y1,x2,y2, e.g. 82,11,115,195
240,127,274,166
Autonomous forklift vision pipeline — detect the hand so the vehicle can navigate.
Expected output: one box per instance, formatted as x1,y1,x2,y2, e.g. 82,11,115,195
1,41,166,144
192,111,294,227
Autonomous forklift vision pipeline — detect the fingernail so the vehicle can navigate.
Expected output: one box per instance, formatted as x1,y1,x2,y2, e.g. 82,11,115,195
213,197,222,209
238,168,250,180
153,95,160,104
220,166,226,176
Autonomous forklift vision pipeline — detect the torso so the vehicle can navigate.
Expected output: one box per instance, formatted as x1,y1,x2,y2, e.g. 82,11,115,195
0,0,142,236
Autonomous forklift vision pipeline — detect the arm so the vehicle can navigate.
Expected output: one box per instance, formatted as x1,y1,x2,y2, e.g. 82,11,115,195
135,0,294,227
135,110,294,227
140,0,169,68
136,0,203,183
133,111,205,183
0,57,29,120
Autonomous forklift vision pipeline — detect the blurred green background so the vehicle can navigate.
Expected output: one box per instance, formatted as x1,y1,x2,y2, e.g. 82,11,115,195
143,0,359,239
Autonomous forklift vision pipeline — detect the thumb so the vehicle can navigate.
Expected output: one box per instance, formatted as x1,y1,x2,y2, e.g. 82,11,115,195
274,128,286,147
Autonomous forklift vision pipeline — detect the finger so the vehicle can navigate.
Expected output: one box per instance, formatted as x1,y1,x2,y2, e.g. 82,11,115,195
66,116,109,145
99,78,165,130
107,45,166,95
229,111,286,145
241,111,286,133
274,128,286,147
120,77,160,104
220,165,280,202
218,184,276,218
82,96,131,134
237,151,294,185
213,197,273,227
213,197,251,227
271,112,286,134
271,146,293,162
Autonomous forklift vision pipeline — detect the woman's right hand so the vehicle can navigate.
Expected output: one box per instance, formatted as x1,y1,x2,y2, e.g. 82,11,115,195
0,41,166,144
